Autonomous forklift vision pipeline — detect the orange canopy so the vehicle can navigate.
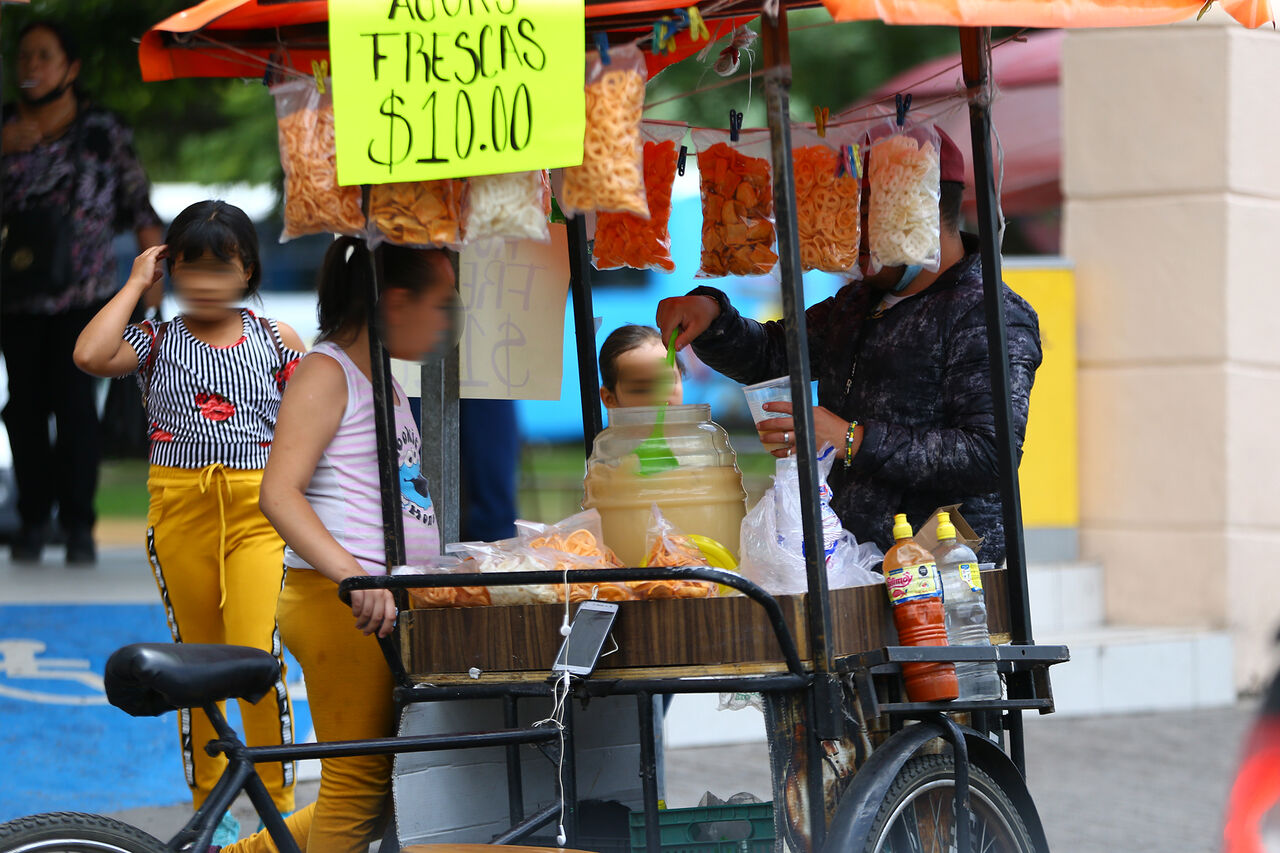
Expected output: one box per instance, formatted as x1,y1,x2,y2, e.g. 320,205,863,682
820,0,1272,28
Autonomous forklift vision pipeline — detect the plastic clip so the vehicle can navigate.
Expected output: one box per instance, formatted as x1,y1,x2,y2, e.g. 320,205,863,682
837,144,851,179
852,143,863,180
677,144,688,176
813,106,829,138
895,93,912,127
687,6,710,42
653,18,679,55
311,59,329,94
593,32,611,65
728,109,743,142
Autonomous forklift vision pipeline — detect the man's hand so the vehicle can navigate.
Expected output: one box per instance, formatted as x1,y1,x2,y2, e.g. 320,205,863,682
756,402,858,460
656,295,720,352
2,119,41,155
349,587,397,638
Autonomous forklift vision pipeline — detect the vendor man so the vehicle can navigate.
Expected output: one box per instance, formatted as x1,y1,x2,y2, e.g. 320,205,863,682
656,129,1041,564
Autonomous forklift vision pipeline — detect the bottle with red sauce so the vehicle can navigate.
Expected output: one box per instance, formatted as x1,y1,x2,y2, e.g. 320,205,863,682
882,513,958,702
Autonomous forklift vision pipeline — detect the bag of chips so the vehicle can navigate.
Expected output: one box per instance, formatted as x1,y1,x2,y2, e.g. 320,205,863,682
463,170,551,244
693,127,778,278
792,124,864,276
867,116,942,273
636,505,717,599
368,179,466,248
271,78,366,242
560,45,649,219
590,122,686,273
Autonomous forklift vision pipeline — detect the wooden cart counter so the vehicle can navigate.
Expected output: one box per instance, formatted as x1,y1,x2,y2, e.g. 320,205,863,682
399,568,1010,684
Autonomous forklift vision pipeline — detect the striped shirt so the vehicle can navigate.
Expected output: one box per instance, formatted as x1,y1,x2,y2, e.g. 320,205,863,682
122,309,303,470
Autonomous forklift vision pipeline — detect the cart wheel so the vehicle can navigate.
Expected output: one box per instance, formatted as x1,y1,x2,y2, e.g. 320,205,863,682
863,754,1036,853
0,812,167,853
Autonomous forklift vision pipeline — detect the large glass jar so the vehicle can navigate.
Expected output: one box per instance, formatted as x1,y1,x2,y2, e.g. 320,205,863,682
583,404,747,566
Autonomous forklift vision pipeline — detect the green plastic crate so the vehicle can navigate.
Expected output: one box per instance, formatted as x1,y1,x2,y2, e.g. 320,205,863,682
628,802,776,853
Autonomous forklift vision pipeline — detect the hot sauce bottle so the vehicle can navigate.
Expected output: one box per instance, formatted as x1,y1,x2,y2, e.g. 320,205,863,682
882,513,959,702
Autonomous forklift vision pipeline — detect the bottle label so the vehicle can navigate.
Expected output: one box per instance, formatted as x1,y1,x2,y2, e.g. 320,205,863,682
958,562,983,593
885,561,943,605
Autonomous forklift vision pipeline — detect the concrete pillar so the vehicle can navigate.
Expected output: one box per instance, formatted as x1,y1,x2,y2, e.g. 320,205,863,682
1063,17,1280,691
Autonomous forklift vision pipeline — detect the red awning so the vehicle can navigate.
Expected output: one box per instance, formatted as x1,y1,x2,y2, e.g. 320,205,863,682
821,0,1272,28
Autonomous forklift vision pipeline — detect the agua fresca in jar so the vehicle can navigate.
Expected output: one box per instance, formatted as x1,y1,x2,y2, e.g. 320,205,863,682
583,404,747,567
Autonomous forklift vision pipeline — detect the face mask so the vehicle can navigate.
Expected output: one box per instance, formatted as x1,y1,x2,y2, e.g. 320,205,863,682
889,265,923,294
19,70,72,107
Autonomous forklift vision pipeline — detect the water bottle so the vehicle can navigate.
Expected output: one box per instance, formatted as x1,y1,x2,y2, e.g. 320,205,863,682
932,512,1002,700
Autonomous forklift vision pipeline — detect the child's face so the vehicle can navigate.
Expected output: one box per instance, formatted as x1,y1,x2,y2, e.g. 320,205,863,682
170,253,251,322
601,340,684,409
381,269,458,362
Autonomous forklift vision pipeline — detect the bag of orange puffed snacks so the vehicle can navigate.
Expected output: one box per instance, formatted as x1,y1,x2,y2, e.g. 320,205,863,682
693,127,778,278
272,78,366,242
560,45,648,219
792,125,864,277
591,122,685,273
368,179,466,249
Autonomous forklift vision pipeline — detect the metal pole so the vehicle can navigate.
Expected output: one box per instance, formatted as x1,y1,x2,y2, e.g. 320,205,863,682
959,27,1032,776
366,239,407,569
419,249,461,549
567,216,602,462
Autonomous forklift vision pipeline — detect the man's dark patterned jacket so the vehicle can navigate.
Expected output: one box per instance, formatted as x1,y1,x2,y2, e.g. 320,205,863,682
689,237,1042,564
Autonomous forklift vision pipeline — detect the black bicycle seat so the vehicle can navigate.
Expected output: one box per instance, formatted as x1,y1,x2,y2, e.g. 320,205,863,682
105,643,281,717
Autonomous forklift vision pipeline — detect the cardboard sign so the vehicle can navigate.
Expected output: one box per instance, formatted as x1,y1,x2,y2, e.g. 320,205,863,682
329,0,585,185
458,224,570,400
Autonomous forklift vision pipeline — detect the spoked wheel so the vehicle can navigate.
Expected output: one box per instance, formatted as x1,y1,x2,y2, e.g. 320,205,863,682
0,813,166,853
864,754,1037,853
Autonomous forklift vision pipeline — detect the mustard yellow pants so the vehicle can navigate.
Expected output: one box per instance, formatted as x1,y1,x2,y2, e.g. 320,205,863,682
146,464,295,814
225,566,396,853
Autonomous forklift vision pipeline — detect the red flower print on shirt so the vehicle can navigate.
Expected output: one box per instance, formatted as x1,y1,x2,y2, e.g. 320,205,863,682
275,357,300,391
149,422,173,442
195,392,236,422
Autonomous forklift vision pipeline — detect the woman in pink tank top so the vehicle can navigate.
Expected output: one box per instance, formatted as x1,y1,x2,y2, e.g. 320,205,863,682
252,238,455,853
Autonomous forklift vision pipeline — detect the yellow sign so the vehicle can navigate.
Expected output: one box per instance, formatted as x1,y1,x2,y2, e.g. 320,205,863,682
328,0,586,186
458,224,570,400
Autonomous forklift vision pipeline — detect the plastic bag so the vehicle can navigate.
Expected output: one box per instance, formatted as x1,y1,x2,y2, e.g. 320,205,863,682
635,505,717,600
368,179,465,248
515,509,634,603
560,45,648,218
591,122,686,273
693,127,778,278
394,557,493,609
867,116,942,273
464,170,551,243
446,538,561,606
792,125,863,276
272,78,366,242
738,447,883,595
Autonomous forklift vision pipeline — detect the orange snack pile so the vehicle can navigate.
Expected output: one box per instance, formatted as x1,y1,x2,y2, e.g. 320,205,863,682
407,584,491,609
277,102,365,239
698,142,777,277
561,68,648,216
794,145,861,272
370,180,464,246
635,526,717,600
529,529,633,603
592,139,679,272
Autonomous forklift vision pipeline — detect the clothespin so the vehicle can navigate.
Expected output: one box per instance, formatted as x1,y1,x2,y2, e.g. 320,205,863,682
672,8,691,31
895,93,913,127
852,142,863,179
728,109,743,142
261,48,284,87
837,144,851,179
813,106,830,138
687,6,710,42
593,32,611,65
677,144,688,176
652,18,679,55
311,59,329,94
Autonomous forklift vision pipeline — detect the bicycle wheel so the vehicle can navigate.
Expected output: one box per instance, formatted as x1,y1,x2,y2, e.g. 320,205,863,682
863,754,1037,853
0,813,166,853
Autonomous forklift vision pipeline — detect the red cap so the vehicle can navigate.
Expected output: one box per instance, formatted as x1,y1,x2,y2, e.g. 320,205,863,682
937,127,966,185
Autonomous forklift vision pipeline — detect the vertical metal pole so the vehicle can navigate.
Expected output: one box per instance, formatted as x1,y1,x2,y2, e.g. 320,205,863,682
567,216,602,461
960,27,1032,777
636,692,661,853
503,695,525,826
419,249,461,549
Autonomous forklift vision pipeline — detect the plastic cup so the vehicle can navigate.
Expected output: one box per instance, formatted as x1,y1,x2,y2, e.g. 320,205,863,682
742,376,792,451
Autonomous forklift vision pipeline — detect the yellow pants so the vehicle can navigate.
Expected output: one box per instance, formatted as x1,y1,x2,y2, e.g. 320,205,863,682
146,464,295,814
225,567,396,853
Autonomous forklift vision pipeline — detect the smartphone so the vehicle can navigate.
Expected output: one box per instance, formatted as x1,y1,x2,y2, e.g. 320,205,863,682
552,600,620,676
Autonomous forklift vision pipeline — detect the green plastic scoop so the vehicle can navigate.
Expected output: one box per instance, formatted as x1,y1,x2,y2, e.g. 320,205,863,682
635,329,680,477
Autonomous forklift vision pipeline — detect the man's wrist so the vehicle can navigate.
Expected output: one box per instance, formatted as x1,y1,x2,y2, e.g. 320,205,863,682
843,420,861,468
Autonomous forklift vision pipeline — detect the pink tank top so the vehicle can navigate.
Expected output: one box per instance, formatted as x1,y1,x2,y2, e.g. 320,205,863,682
283,341,439,575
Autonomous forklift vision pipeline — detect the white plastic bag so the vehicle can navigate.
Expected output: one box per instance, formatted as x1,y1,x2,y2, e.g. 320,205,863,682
738,447,883,595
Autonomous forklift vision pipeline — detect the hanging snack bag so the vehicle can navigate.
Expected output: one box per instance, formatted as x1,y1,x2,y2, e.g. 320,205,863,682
636,505,717,599
792,125,863,276
516,509,635,603
272,78,366,241
591,122,686,273
693,127,778,278
369,179,466,248
867,115,942,273
560,46,649,219
464,170,551,244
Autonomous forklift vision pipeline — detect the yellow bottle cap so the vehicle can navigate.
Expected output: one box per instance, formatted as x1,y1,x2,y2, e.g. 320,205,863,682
936,512,957,542
892,513,913,541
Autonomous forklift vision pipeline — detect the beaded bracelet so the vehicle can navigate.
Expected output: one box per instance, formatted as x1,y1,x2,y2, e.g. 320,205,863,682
844,420,860,468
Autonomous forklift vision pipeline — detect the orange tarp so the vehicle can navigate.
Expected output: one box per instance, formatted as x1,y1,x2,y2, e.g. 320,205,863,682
821,0,1272,28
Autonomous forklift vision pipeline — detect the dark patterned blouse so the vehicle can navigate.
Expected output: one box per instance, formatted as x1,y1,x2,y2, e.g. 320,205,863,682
1,102,161,315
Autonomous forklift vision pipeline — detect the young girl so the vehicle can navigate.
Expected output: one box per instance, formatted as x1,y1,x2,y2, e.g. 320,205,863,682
73,200,305,839
599,323,685,410
228,238,453,853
